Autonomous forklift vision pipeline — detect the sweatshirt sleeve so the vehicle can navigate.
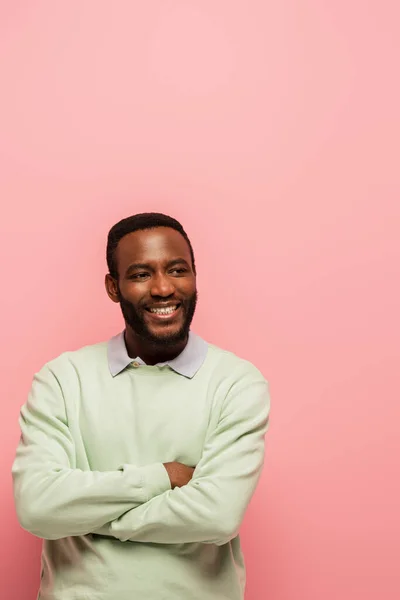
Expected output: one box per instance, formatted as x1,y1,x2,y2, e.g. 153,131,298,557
11,365,171,540
94,370,270,545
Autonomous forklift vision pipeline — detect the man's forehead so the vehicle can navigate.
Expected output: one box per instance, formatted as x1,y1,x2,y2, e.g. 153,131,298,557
117,227,191,261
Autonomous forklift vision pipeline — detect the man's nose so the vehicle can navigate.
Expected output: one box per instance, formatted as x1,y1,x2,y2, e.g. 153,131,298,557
150,273,175,297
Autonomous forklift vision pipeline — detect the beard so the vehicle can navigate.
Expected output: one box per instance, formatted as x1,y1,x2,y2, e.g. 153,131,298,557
117,288,198,347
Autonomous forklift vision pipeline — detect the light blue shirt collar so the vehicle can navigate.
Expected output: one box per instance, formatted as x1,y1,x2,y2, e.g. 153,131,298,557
107,330,208,379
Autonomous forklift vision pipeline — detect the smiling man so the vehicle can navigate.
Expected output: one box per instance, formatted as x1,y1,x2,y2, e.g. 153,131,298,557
12,212,270,600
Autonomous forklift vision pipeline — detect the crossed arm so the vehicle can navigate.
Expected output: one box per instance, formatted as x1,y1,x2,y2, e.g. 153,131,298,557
12,365,270,544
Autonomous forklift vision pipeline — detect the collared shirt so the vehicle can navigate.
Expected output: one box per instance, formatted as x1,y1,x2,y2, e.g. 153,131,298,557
107,330,208,378
12,329,270,600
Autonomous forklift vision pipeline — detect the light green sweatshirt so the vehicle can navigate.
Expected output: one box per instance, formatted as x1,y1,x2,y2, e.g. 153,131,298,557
12,332,270,600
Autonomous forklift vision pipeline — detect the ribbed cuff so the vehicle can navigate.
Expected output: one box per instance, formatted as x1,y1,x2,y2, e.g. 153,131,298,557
141,462,172,501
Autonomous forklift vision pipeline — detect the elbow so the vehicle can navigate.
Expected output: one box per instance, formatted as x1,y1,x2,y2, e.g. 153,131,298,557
15,500,59,540
212,511,241,545
16,505,41,537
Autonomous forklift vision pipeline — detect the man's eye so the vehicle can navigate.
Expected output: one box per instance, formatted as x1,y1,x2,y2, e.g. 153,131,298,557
171,268,187,275
131,273,149,280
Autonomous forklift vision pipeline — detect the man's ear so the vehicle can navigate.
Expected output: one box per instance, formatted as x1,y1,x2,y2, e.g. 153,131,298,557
105,273,120,303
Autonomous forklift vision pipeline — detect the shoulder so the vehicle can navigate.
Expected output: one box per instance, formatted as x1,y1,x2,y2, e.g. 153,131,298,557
38,340,108,380
203,343,270,420
23,341,109,412
204,342,268,387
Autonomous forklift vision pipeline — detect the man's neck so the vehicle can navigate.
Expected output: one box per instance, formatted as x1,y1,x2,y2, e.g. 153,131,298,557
124,328,188,366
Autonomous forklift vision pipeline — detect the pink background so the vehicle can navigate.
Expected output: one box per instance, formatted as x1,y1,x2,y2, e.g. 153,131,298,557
1,2,399,599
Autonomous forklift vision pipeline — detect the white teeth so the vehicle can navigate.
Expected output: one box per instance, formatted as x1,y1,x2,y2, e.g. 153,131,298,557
149,305,177,315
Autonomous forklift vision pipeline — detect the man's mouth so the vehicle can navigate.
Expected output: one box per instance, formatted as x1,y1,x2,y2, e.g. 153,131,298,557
145,304,182,320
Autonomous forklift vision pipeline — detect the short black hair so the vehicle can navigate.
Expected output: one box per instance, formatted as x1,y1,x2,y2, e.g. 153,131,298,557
106,212,196,279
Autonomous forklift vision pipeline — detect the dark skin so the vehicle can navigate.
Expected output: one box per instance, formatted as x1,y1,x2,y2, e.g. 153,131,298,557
105,226,197,488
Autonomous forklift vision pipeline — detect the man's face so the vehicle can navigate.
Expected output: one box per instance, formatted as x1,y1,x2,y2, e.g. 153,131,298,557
112,227,197,346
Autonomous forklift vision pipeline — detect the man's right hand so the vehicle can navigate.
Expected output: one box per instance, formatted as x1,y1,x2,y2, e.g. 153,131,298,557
163,462,195,489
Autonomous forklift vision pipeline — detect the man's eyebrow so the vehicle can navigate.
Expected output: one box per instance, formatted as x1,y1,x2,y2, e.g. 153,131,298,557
166,258,190,268
124,258,190,276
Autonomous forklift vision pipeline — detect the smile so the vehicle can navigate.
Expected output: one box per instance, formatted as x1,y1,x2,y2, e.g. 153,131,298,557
145,304,181,320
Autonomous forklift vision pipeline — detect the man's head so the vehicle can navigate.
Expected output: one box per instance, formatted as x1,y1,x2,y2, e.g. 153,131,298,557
105,213,197,348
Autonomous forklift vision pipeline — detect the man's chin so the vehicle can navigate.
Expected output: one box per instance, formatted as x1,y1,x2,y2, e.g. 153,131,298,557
144,328,188,347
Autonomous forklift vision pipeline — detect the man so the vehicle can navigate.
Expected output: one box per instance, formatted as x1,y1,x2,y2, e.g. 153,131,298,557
12,212,270,600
